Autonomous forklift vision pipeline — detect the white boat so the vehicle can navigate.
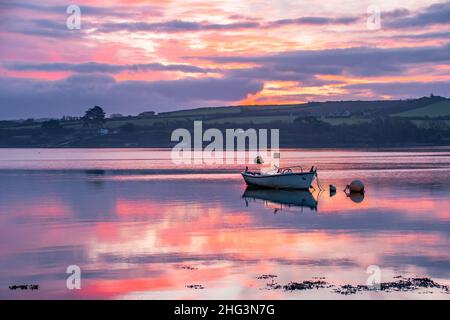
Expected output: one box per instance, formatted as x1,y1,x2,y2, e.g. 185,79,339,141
241,166,317,190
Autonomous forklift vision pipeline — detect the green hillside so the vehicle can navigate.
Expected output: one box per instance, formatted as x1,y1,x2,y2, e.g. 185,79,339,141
2,96,450,148
392,100,450,118
2,96,450,132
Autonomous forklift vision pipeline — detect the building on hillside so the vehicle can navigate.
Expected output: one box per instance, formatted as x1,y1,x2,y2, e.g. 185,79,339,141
110,113,124,119
61,116,80,121
138,111,156,117
98,128,109,135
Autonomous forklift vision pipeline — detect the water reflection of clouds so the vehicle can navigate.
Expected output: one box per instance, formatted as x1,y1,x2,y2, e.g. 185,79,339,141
1,169,450,299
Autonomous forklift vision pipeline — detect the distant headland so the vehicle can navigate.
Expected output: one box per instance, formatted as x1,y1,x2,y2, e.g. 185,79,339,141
1,95,450,148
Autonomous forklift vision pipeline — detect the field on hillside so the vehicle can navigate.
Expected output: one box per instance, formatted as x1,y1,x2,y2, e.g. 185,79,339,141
392,101,450,118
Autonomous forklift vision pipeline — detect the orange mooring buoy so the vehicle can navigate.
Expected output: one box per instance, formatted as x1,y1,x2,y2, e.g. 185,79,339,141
345,180,365,194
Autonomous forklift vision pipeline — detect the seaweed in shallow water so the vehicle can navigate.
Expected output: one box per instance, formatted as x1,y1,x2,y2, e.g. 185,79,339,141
186,284,205,290
256,274,278,280
283,280,330,291
180,265,198,270
333,277,450,295
265,279,331,291
259,275,449,295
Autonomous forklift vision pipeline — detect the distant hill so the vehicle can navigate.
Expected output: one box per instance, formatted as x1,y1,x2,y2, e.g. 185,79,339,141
1,95,449,147
155,95,450,124
3,95,450,127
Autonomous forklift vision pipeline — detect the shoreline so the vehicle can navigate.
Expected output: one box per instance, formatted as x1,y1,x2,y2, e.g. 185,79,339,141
1,143,450,150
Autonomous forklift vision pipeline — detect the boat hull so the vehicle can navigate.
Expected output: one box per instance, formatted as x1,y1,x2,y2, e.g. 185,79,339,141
241,171,315,190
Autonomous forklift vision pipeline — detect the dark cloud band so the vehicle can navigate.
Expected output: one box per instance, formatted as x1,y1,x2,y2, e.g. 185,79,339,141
0,74,263,119
4,62,215,74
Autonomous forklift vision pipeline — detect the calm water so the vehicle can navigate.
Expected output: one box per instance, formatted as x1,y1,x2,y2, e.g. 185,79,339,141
0,148,450,299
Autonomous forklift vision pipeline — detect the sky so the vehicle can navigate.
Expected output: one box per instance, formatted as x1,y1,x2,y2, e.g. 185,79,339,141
0,0,449,119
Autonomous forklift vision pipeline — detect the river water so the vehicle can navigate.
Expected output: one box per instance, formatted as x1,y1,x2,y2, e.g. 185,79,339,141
0,148,449,299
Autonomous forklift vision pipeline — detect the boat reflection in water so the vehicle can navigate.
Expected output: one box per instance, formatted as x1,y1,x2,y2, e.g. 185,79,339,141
242,187,318,213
